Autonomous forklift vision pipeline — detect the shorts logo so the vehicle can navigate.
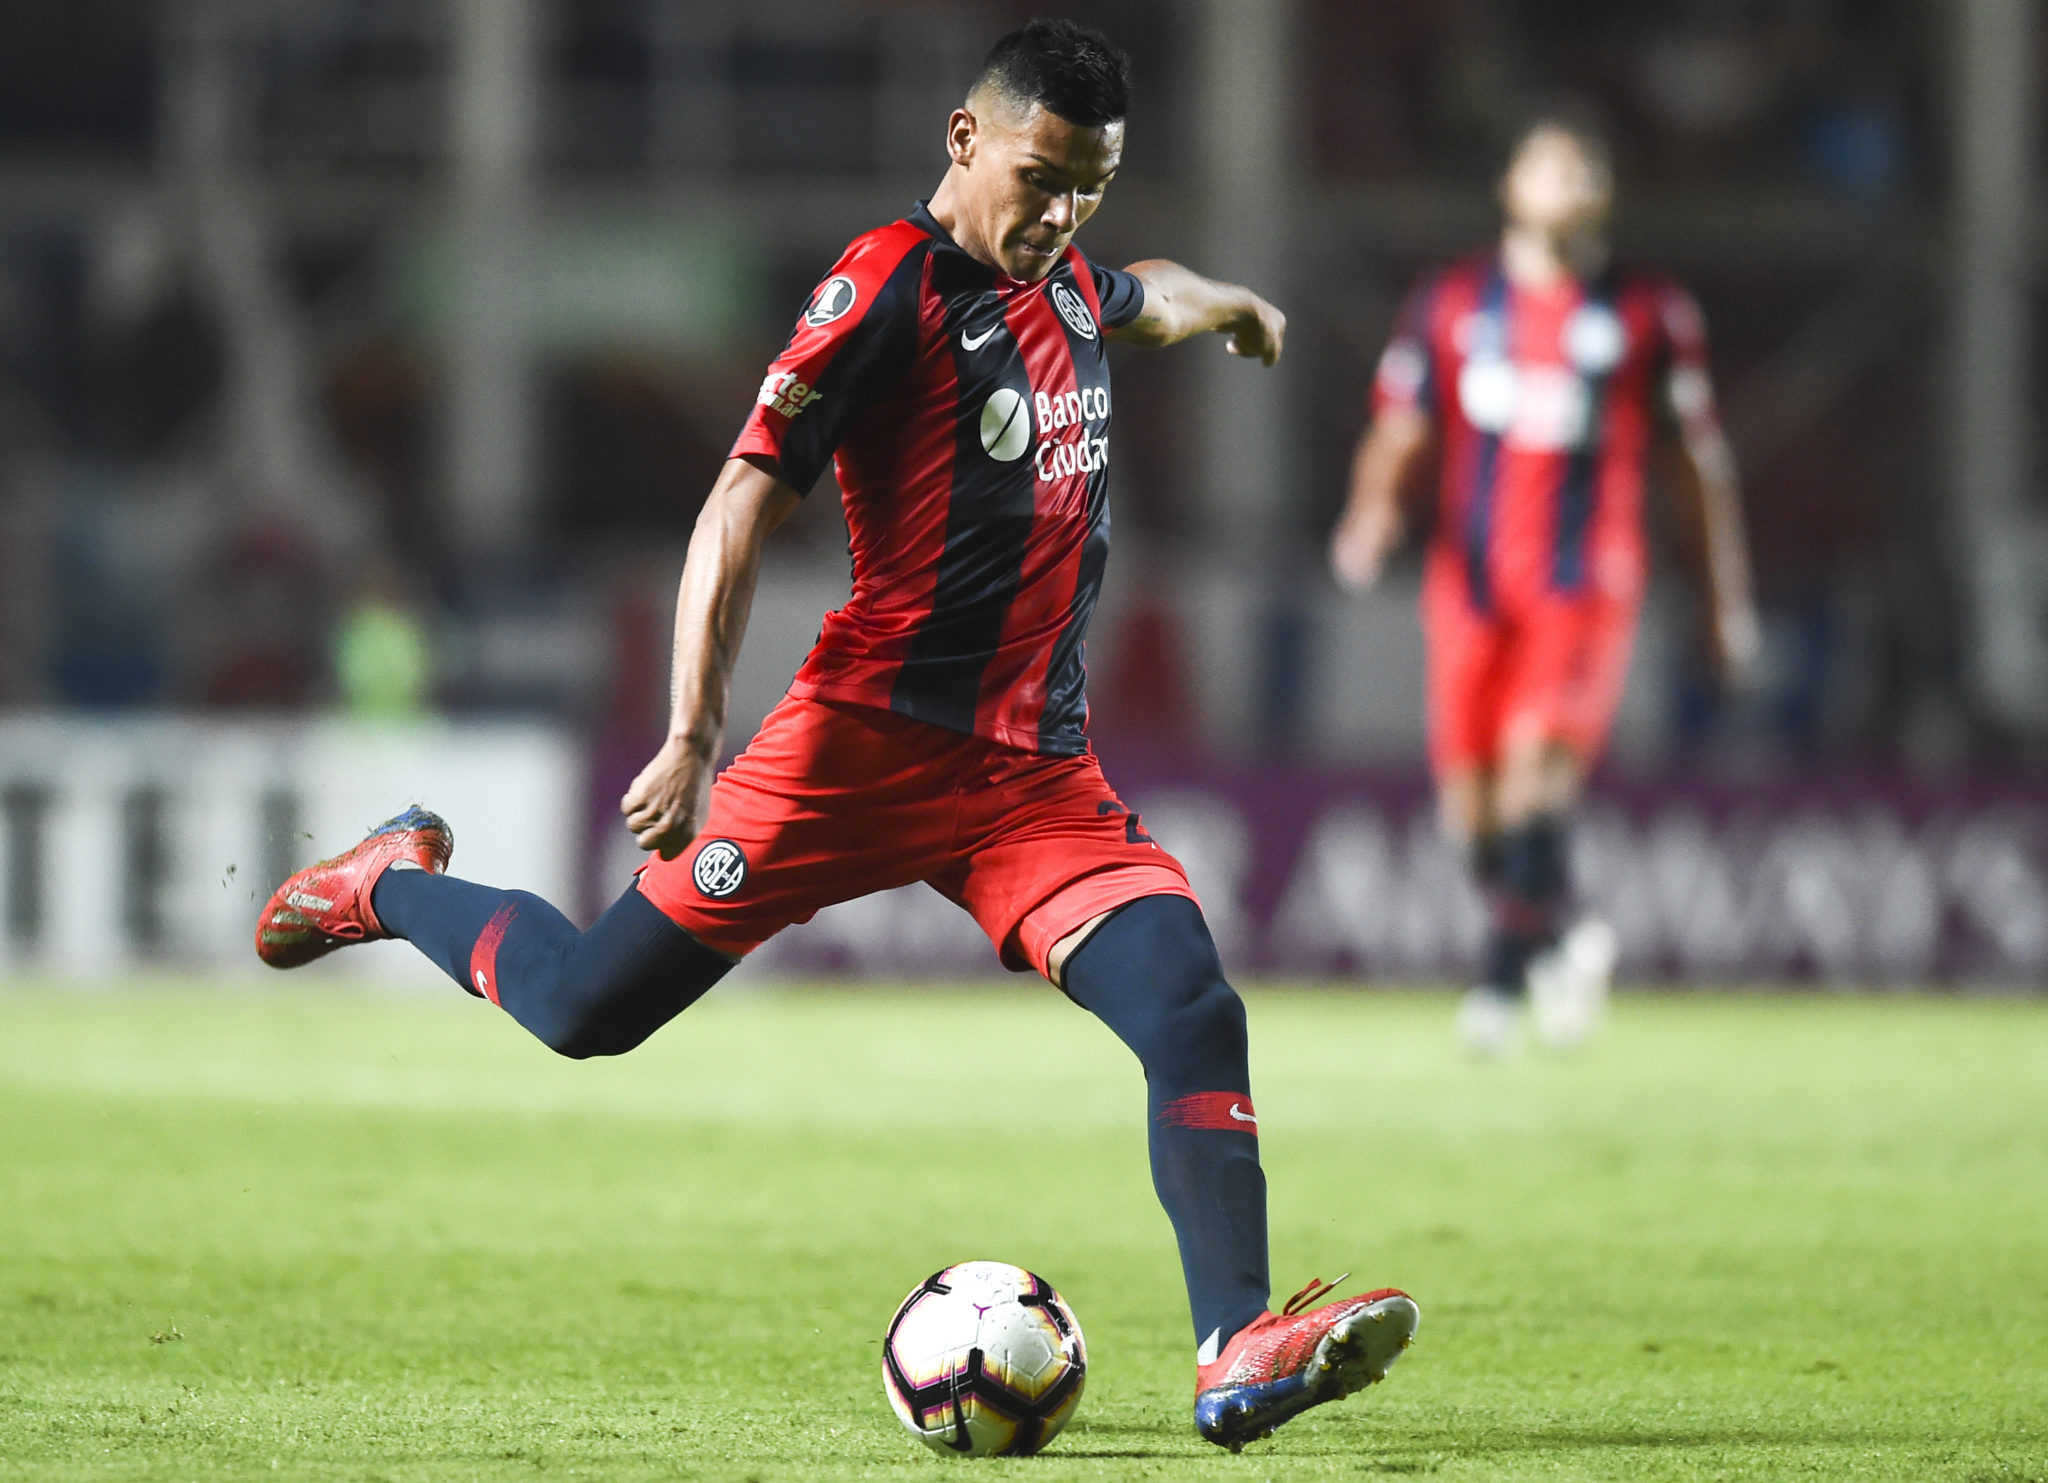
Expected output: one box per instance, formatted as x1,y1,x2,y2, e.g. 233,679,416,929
1049,280,1097,339
805,274,858,327
692,839,749,900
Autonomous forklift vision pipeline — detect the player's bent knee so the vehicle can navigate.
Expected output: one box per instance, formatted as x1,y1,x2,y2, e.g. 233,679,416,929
1154,972,1247,1084
542,1009,638,1061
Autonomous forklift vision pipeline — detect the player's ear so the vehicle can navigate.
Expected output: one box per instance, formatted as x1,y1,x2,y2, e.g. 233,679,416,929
945,107,977,168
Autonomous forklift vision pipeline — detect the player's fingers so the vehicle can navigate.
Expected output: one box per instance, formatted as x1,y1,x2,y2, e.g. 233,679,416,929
632,808,679,853
656,816,696,861
627,807,672,844
621,775,666,820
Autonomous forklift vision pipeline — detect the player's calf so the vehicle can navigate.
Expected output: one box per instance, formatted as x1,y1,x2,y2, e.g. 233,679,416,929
371,870,734,1058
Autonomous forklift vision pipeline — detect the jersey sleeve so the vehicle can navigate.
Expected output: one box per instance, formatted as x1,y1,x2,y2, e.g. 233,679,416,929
1371,275,1442,421
730,229,927,495
1654,280,1720,441
1087,258,1147,330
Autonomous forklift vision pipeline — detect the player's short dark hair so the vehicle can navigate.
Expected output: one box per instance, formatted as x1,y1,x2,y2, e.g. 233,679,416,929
972,18,1131,128
1507,99,1615,178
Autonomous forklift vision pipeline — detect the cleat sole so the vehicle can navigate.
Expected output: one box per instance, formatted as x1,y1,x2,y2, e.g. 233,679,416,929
1316,1293,1420,1399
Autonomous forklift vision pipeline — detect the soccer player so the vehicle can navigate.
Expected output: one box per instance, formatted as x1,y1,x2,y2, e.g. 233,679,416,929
1330,113,1757,1053
258,20,1416,1451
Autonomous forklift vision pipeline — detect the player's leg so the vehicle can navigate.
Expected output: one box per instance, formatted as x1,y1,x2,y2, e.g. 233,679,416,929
1422,579,1529,1048
1486,596,1637,1045
1433,764,1522,1051
1054,897,1416,1447
945,757,1416,1449
1052,897,1414,1448
1438,767,1502,897
258,697,949,1058
1492,739,1616,1047
254,806,733,1057
1481,733,1582,1003
371,871,733,1057
1053,894,1267,1352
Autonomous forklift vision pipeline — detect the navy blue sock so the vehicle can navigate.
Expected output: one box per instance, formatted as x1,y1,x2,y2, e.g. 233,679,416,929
1060,894,1269,1356
372,870,732,1058
1481,816,1568,996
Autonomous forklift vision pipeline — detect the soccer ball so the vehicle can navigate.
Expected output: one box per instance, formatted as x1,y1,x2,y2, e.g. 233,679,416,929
881,1261,1087,1457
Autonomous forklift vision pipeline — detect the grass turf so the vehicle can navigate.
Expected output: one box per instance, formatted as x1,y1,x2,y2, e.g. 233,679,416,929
1,983,2044,1481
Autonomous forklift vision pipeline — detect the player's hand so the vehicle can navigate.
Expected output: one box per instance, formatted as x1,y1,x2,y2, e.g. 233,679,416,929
1224,295,1285,366
621,735,716,860
1709,600,1762,693
1329,505,1395,592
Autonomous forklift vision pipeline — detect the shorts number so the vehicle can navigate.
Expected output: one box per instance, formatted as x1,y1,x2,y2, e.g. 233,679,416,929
1097,800,1155,846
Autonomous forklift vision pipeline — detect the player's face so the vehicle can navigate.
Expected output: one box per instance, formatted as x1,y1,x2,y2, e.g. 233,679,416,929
1501,129,1612,240
951,101,1123,281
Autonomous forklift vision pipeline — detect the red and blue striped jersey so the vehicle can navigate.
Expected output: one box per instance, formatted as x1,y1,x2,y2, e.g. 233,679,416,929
732,203,1144,757
1373,253,1718,615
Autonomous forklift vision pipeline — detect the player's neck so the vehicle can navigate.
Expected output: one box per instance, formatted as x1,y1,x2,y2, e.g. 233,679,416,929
926,174,1004,277
1500,224,1607,289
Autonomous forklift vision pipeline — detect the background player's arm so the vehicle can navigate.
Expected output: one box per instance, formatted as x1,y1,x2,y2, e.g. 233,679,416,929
1330,405,1435,591
621,456,802,859
1109,260,1285,364
1667,420,1759,686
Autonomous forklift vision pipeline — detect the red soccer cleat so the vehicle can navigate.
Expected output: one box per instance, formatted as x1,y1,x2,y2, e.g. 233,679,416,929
1193,1276,1419,1451
254,805,452,969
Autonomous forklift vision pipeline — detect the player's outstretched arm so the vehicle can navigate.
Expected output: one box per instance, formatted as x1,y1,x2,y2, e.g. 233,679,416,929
1108,260,1285,364
622,455,801,859
1668,422,1759,689
1330,405,1434,592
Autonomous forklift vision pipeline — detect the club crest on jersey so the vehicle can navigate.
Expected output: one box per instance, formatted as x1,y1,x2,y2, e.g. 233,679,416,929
692,839,748,900
805,274,858,327
1049,280,1097,340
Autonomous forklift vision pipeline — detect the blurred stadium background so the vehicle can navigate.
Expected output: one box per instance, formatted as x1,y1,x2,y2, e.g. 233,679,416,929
1,0,2044,989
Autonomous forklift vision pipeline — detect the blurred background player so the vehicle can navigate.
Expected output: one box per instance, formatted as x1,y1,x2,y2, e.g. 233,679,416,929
1330,112,1758,1054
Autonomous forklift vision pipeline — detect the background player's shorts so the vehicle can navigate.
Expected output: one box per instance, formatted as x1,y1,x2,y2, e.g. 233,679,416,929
635,695,1197,978
1423,580,1638,776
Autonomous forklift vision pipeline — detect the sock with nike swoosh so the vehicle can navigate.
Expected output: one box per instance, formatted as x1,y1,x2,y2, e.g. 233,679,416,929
1060,894,1270,1354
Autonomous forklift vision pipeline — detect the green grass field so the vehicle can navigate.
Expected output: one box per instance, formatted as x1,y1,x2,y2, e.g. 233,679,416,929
2,982,2044,1482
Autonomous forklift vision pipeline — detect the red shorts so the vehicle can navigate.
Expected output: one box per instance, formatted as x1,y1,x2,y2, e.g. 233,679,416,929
635,695,1196,977
1422,582,1638,776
